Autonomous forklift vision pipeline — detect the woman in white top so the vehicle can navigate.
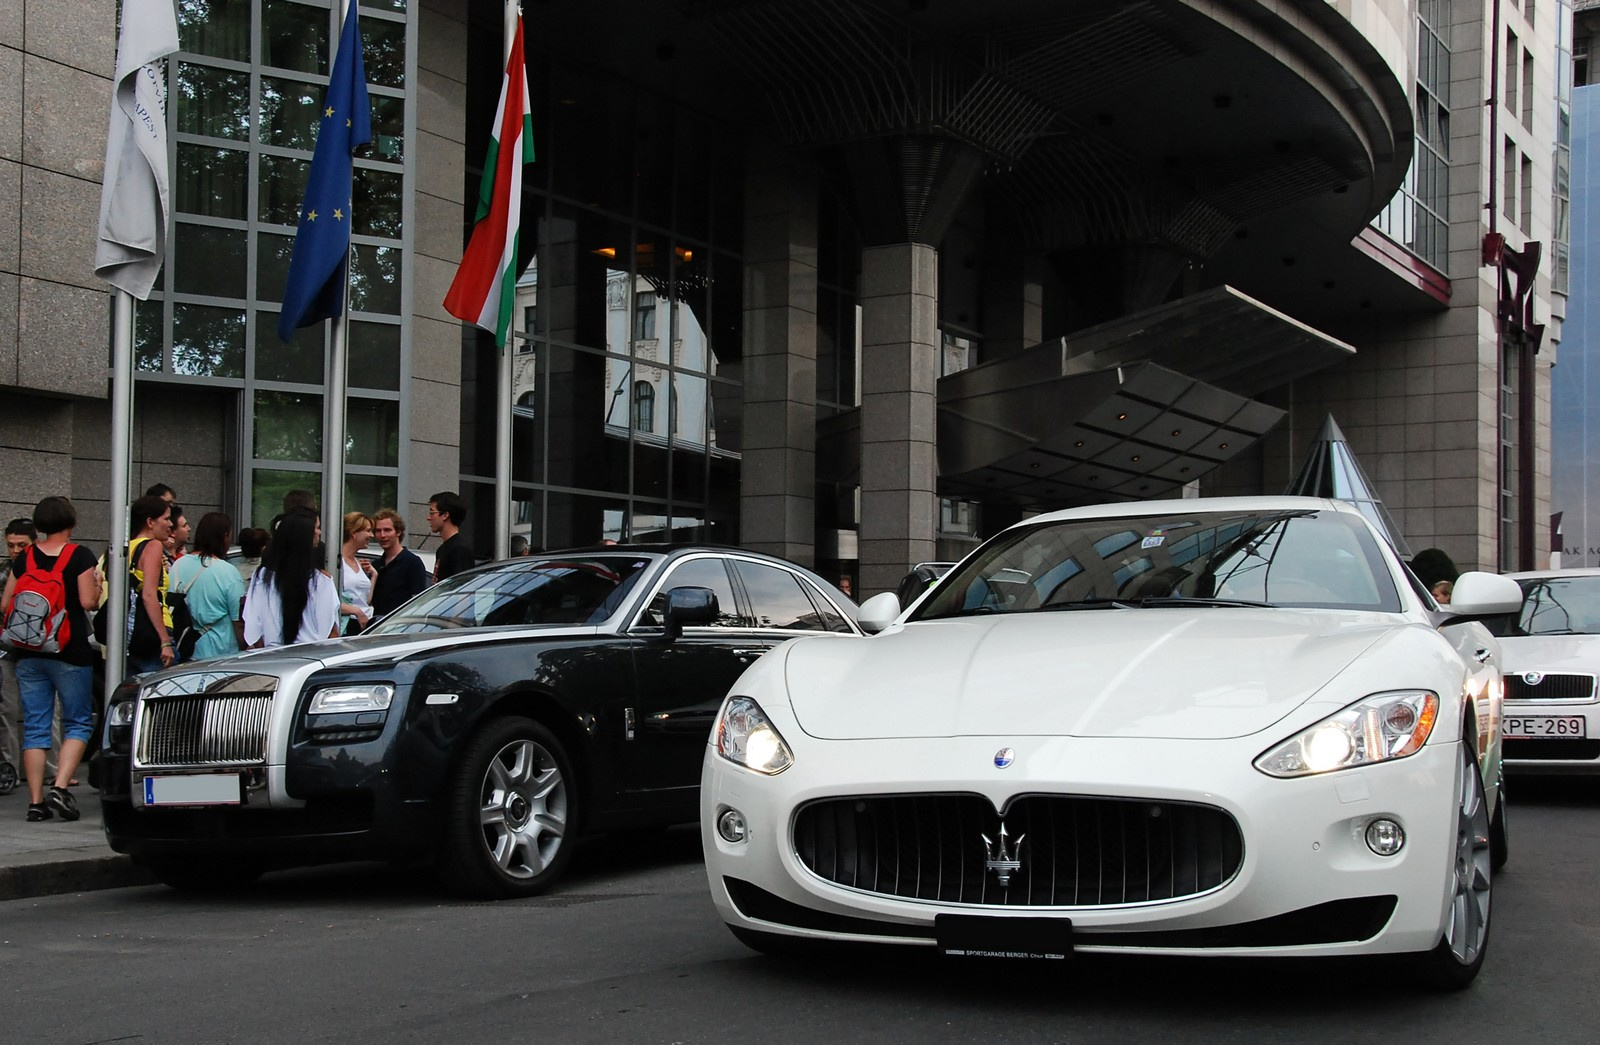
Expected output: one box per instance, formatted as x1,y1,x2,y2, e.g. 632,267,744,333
243,509,340,648
338,511,376,634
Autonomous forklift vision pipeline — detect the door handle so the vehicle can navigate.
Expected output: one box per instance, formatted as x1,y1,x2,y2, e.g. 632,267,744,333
1474,648,1492,664
731,647,771,659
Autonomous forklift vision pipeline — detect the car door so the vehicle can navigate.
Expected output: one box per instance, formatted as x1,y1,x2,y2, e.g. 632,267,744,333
625,555,769,802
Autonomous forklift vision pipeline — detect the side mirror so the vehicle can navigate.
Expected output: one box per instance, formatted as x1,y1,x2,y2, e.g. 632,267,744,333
1443,572,1524,618
857,591,901,634
662,585,719,641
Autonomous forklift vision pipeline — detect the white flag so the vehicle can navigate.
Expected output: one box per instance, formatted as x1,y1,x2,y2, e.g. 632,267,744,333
94,0,179,300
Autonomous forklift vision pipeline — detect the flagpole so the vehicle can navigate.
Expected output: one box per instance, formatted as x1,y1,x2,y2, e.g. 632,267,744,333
325,0,354,577
104,289,135,708
493,0,520,561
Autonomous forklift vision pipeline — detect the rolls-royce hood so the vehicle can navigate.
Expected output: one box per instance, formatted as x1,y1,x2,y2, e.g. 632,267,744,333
1498,634,1600,674
783,609,1400,741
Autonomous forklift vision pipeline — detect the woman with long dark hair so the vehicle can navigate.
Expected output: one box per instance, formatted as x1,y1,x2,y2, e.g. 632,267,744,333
242,510,340,648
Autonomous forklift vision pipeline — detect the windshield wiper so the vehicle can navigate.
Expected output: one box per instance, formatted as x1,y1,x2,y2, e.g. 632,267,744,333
1135,596,1272,609
1037,597,1134,611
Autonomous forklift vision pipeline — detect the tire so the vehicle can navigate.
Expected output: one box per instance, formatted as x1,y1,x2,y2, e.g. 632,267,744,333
146,858,264,892
1489,784,1509,873
439,716,577,899
1414,740,1493,990
0,760,16,795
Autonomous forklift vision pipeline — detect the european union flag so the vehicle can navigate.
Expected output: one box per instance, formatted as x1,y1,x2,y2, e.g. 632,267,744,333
278,3,370,341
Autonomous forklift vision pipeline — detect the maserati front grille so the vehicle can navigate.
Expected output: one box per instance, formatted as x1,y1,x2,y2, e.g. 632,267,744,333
794,793,1243,907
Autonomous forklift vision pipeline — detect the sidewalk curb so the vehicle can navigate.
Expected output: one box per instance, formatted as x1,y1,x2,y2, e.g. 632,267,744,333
0,853,156,901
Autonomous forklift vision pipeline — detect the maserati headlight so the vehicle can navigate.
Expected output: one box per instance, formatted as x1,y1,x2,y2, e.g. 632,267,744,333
1255,690,1439,777
715,696,794,774
307,684,394,715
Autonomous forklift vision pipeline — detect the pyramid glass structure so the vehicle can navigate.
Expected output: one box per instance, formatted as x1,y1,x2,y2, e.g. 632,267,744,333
1285,415,1413,558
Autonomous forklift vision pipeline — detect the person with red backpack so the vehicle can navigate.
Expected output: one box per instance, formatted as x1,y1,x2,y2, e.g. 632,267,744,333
0,496,99,822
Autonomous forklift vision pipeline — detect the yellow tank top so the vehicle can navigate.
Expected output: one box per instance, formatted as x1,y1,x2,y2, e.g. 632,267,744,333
129,537,173,629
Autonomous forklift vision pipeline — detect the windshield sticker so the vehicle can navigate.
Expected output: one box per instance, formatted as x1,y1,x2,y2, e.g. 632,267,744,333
1141,532,1166,549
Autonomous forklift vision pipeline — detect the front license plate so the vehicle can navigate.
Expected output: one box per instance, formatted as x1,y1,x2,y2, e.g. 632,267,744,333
1504,716,1587,739
934,915,1071,960
142,773,242,807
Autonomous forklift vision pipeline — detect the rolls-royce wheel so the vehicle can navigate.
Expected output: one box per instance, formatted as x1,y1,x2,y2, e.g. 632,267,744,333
145,858,264,892
440,716,576,899
1415,739,1493,990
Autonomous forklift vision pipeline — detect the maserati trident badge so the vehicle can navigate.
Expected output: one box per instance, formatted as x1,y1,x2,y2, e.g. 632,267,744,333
993,747,1015,768
982,823,1025,887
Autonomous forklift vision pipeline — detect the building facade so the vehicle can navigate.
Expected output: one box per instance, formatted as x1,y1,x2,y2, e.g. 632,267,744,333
0,0,1571,592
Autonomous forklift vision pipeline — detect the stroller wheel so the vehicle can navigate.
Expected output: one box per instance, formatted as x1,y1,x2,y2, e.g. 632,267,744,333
0,760,16,795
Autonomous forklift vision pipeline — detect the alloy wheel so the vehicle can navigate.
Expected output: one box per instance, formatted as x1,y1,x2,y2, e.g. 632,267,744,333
1443,747,1492,965
479,738,568,879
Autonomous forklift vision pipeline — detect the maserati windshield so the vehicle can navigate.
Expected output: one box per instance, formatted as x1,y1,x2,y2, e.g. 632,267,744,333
912,509,1403,620
368,555,655,633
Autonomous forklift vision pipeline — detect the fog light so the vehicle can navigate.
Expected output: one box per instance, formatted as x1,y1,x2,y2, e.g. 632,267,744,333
717,808,747,843
1365,818,1405,856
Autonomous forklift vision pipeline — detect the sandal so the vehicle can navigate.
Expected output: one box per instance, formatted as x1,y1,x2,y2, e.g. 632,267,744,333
45,786,79,822
26,803,53,822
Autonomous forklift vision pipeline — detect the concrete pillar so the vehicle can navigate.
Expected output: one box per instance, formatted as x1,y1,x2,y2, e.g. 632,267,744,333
739,143,817,565
858,242,938,597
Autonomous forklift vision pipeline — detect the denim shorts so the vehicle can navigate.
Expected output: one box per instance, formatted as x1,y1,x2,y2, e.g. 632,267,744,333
14,657,94,750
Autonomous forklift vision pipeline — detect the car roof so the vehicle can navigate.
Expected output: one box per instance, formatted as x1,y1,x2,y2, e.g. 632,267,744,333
1020,495,1357,527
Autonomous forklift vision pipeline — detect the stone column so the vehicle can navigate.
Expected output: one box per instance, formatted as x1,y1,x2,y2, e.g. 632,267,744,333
739,142,817,565
858,242,938,597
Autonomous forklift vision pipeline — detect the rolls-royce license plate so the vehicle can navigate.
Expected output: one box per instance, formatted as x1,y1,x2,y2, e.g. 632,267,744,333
142,773,242,806
934,914,1071,960
1504,716,1586,739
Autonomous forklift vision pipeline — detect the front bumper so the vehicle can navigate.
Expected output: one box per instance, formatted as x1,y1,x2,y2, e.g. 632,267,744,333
701,734,1461,958
1501,699,1600,774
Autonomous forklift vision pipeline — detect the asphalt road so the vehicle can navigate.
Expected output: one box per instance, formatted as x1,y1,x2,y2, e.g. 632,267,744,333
5,778,1600,1045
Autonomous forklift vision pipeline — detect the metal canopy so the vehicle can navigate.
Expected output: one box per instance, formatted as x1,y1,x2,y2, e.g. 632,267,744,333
1285,414,1412,557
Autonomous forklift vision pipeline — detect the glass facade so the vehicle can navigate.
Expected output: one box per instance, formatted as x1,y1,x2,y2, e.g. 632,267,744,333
140,0,411,527
1371,0,1450,269
465,49,747,552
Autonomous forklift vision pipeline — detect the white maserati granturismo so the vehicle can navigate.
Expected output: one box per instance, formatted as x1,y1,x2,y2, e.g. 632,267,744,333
701,497,1525,989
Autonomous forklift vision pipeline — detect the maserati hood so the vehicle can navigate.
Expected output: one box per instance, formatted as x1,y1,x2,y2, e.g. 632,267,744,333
783,609,1400,741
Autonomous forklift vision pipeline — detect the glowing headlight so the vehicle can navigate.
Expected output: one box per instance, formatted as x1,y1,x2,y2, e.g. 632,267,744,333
307,684,394,715
715,696,794,775
1255,690,1439,778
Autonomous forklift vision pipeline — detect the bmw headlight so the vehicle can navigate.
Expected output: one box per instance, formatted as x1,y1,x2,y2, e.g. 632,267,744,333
307,684,394,715
715,696,794,775
1255,690,1440,778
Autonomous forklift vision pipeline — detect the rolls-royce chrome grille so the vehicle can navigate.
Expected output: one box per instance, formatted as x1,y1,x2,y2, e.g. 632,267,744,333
1504,673,1595,701
794,794,1243,907
136,673,278,767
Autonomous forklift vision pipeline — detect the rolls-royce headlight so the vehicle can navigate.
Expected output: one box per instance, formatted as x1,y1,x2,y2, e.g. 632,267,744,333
107,700,136,728
307,684,394,715
1255,690,1439,777
715,697,794,775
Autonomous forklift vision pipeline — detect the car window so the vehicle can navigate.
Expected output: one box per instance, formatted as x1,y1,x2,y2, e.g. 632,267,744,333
735,561,838,631
639,557,746,628
367,556,652,633
1500,576,1600,636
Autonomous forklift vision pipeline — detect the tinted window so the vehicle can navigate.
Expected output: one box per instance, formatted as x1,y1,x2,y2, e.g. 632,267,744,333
1507,576,1600,635
368,556,652,633
642,557,744,627
736,561,836,631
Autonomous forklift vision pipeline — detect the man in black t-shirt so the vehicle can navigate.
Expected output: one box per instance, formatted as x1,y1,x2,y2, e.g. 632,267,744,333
370,509,429,618
427,491,475,582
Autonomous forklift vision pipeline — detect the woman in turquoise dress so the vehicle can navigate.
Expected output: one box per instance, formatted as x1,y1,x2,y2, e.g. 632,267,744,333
166,513,245,662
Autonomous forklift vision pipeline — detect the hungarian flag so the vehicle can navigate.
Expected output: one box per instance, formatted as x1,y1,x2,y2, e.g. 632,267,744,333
444,19,534,348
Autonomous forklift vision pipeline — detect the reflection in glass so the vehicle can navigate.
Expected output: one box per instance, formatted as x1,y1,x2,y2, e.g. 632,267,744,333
177,64,250,140
259,154,311,226
346,397,399,467
352,166,403,237
255,231,295,301
369,95,404,160
253,390,323,461
255,313,324,384
251,467,319,530
174,223,247,298
350,244,401,314
172,304,245,377
260,77,323,151
135,299,162,372
363,17,406,88
176,144,248,220
349,321,401,390
262,0,329,75
178,0,250,62
344,473,398,520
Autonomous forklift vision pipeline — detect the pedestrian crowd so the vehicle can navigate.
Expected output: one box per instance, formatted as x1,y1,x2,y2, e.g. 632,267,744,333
0,482,480,823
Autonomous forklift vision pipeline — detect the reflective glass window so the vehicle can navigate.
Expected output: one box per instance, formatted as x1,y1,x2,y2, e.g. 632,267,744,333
255,314,324,384
177,64,250,140
350,244,402,314
349,321,401,390
363,17,406,88
353,166,403,237
260,77,323,151
255,231,295,301
735,561,833,631
254,390,324,461
175,144,249,220
134,299,162,372
644,557,742,627
346,397,400,467
259,154,311,226
173,223,247,298
262,0,329,75
344,473,398,519
172,304,246,378
251,467,320,529
178,0,251,62
369,95,404,160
